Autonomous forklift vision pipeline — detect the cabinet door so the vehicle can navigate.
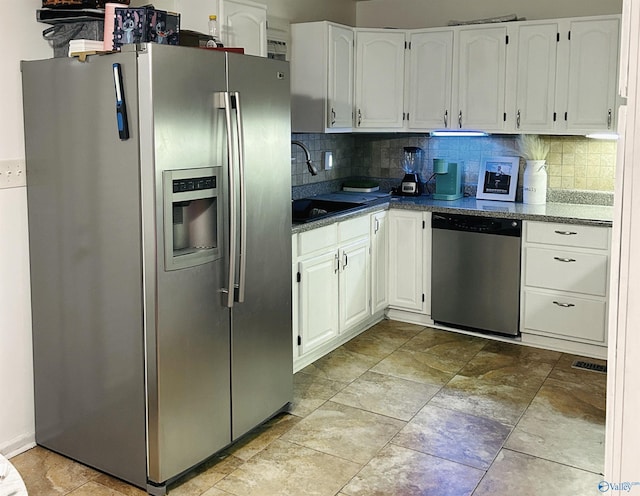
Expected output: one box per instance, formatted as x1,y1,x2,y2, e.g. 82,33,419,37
221,0,267,57
328,24,354,129
407,30,454,130
371,211,388,314
339,238,371,331
298,252,339,355
455,26,508,131
564,18,619,132
355,30,406,129
388,210,424,311
515,23,559,132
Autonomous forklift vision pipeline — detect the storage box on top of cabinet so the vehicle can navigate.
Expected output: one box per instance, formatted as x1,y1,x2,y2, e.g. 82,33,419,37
520,220,611,358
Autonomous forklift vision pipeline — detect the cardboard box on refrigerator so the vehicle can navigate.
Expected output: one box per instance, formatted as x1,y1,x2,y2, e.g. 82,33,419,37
113,7,180,49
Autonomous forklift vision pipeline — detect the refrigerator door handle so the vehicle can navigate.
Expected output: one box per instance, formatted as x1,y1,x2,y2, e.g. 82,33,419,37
232,91,247,303
216,91,237,308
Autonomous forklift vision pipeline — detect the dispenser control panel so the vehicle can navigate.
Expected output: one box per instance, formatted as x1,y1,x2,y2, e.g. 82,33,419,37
172,176,216,193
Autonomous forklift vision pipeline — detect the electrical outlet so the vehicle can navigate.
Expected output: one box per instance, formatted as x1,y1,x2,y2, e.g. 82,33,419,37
322,151,333,171
0,160,27,189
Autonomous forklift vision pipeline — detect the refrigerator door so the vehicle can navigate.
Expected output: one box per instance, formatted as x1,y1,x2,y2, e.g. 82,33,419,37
138,45,232,484
22,51,147,487
226,54,293,439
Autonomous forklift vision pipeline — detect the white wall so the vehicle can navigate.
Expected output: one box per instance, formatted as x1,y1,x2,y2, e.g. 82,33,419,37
0,1,50,457
356,0,623,28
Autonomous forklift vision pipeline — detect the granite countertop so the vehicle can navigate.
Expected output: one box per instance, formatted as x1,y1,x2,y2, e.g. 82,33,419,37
291,193,613,234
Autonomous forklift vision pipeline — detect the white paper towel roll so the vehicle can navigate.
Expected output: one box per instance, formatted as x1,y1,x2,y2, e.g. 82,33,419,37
103,3,120,51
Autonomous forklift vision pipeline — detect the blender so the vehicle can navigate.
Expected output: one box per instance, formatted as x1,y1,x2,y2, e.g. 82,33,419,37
400,146,423,196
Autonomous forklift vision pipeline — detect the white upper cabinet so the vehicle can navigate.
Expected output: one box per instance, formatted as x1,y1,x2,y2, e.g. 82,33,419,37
407,29,454,130
513,22,559,132
454,26,508,132
354,29,406,129
328,24,355,129
290,21,354,133
221,0,267,57
560,18,620,133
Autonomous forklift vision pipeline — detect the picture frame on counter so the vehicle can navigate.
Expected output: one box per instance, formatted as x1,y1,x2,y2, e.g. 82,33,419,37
476,156,520,202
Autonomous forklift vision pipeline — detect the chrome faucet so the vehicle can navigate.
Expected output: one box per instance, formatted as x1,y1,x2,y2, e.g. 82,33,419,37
291,140,318,176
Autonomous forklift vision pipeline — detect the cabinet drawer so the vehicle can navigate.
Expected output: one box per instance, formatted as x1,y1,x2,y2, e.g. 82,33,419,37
523,290,606,344
524,247,608,296
298,224,338,257
339,215,370,243
525,221,610,250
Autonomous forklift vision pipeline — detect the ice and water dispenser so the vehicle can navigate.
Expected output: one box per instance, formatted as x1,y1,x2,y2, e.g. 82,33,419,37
163,167,222,270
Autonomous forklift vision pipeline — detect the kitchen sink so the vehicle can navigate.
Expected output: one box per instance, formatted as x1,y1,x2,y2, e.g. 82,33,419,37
292,198,365,223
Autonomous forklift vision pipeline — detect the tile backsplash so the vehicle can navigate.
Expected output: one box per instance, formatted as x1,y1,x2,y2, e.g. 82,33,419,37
290,133,617,198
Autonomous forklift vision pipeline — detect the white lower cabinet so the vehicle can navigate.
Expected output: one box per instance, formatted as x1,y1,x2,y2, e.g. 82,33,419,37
387,210,432,319
371,211,388,314
293,212,382,371
520,220,611,358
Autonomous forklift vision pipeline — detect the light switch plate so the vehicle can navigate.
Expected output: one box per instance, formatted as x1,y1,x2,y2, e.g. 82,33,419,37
323,151,333,171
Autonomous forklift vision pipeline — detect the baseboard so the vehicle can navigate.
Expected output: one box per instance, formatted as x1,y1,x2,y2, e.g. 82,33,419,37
385,307,434,326
1,432,36,459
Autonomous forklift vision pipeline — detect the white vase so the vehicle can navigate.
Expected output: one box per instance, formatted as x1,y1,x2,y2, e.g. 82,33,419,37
523,160,548,205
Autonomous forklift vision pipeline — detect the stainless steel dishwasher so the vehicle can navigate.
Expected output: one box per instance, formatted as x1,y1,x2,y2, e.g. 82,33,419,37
431,213,522,336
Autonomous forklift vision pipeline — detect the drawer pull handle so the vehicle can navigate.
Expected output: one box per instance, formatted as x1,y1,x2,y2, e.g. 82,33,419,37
553,301,576,308
553,256,577,263
554,230,578,236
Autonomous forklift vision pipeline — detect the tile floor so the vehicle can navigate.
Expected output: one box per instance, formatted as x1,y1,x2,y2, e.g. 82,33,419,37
10,320,607,496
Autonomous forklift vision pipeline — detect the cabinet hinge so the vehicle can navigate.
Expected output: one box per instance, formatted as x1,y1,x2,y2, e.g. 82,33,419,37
568,31,571,41
556,32,560,42
564,111,568,121
297,335,301,346
505,35,509,45
422,220,426,229
296,272,301,283
553,112,557,122
405,41,412,49
422,293,425,302
503,112,507,122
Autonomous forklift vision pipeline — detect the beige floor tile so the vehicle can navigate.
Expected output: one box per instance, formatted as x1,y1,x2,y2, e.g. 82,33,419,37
392,404,511,469
456,349,557,391
167,453,244,496
362,320,424,347
201,488,234,496
402,327,489,361
290,372,349,418
280,401,405,464
300,347,380,383
477,340,562,365
430,375,538,426
214,439,360,496
331,370,440,421
472,449,601,496
66,480,132,495
92,474,147,495
11,446,100,496
548,354,607,391
505,378,605,473
371,348,465,386
225,413,301,462
341,443,484,496
342,330,404,359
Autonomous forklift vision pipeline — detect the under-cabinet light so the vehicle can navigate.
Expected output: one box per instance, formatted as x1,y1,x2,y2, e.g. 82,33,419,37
585,133,619,140
430,130,489,137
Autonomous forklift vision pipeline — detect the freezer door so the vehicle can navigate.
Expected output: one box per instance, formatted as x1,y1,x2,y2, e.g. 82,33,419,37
226,54,293,439
22,52,147,487
138,45,232,484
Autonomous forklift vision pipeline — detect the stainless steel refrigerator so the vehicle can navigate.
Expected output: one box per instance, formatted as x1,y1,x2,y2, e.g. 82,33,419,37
21,44,292,494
